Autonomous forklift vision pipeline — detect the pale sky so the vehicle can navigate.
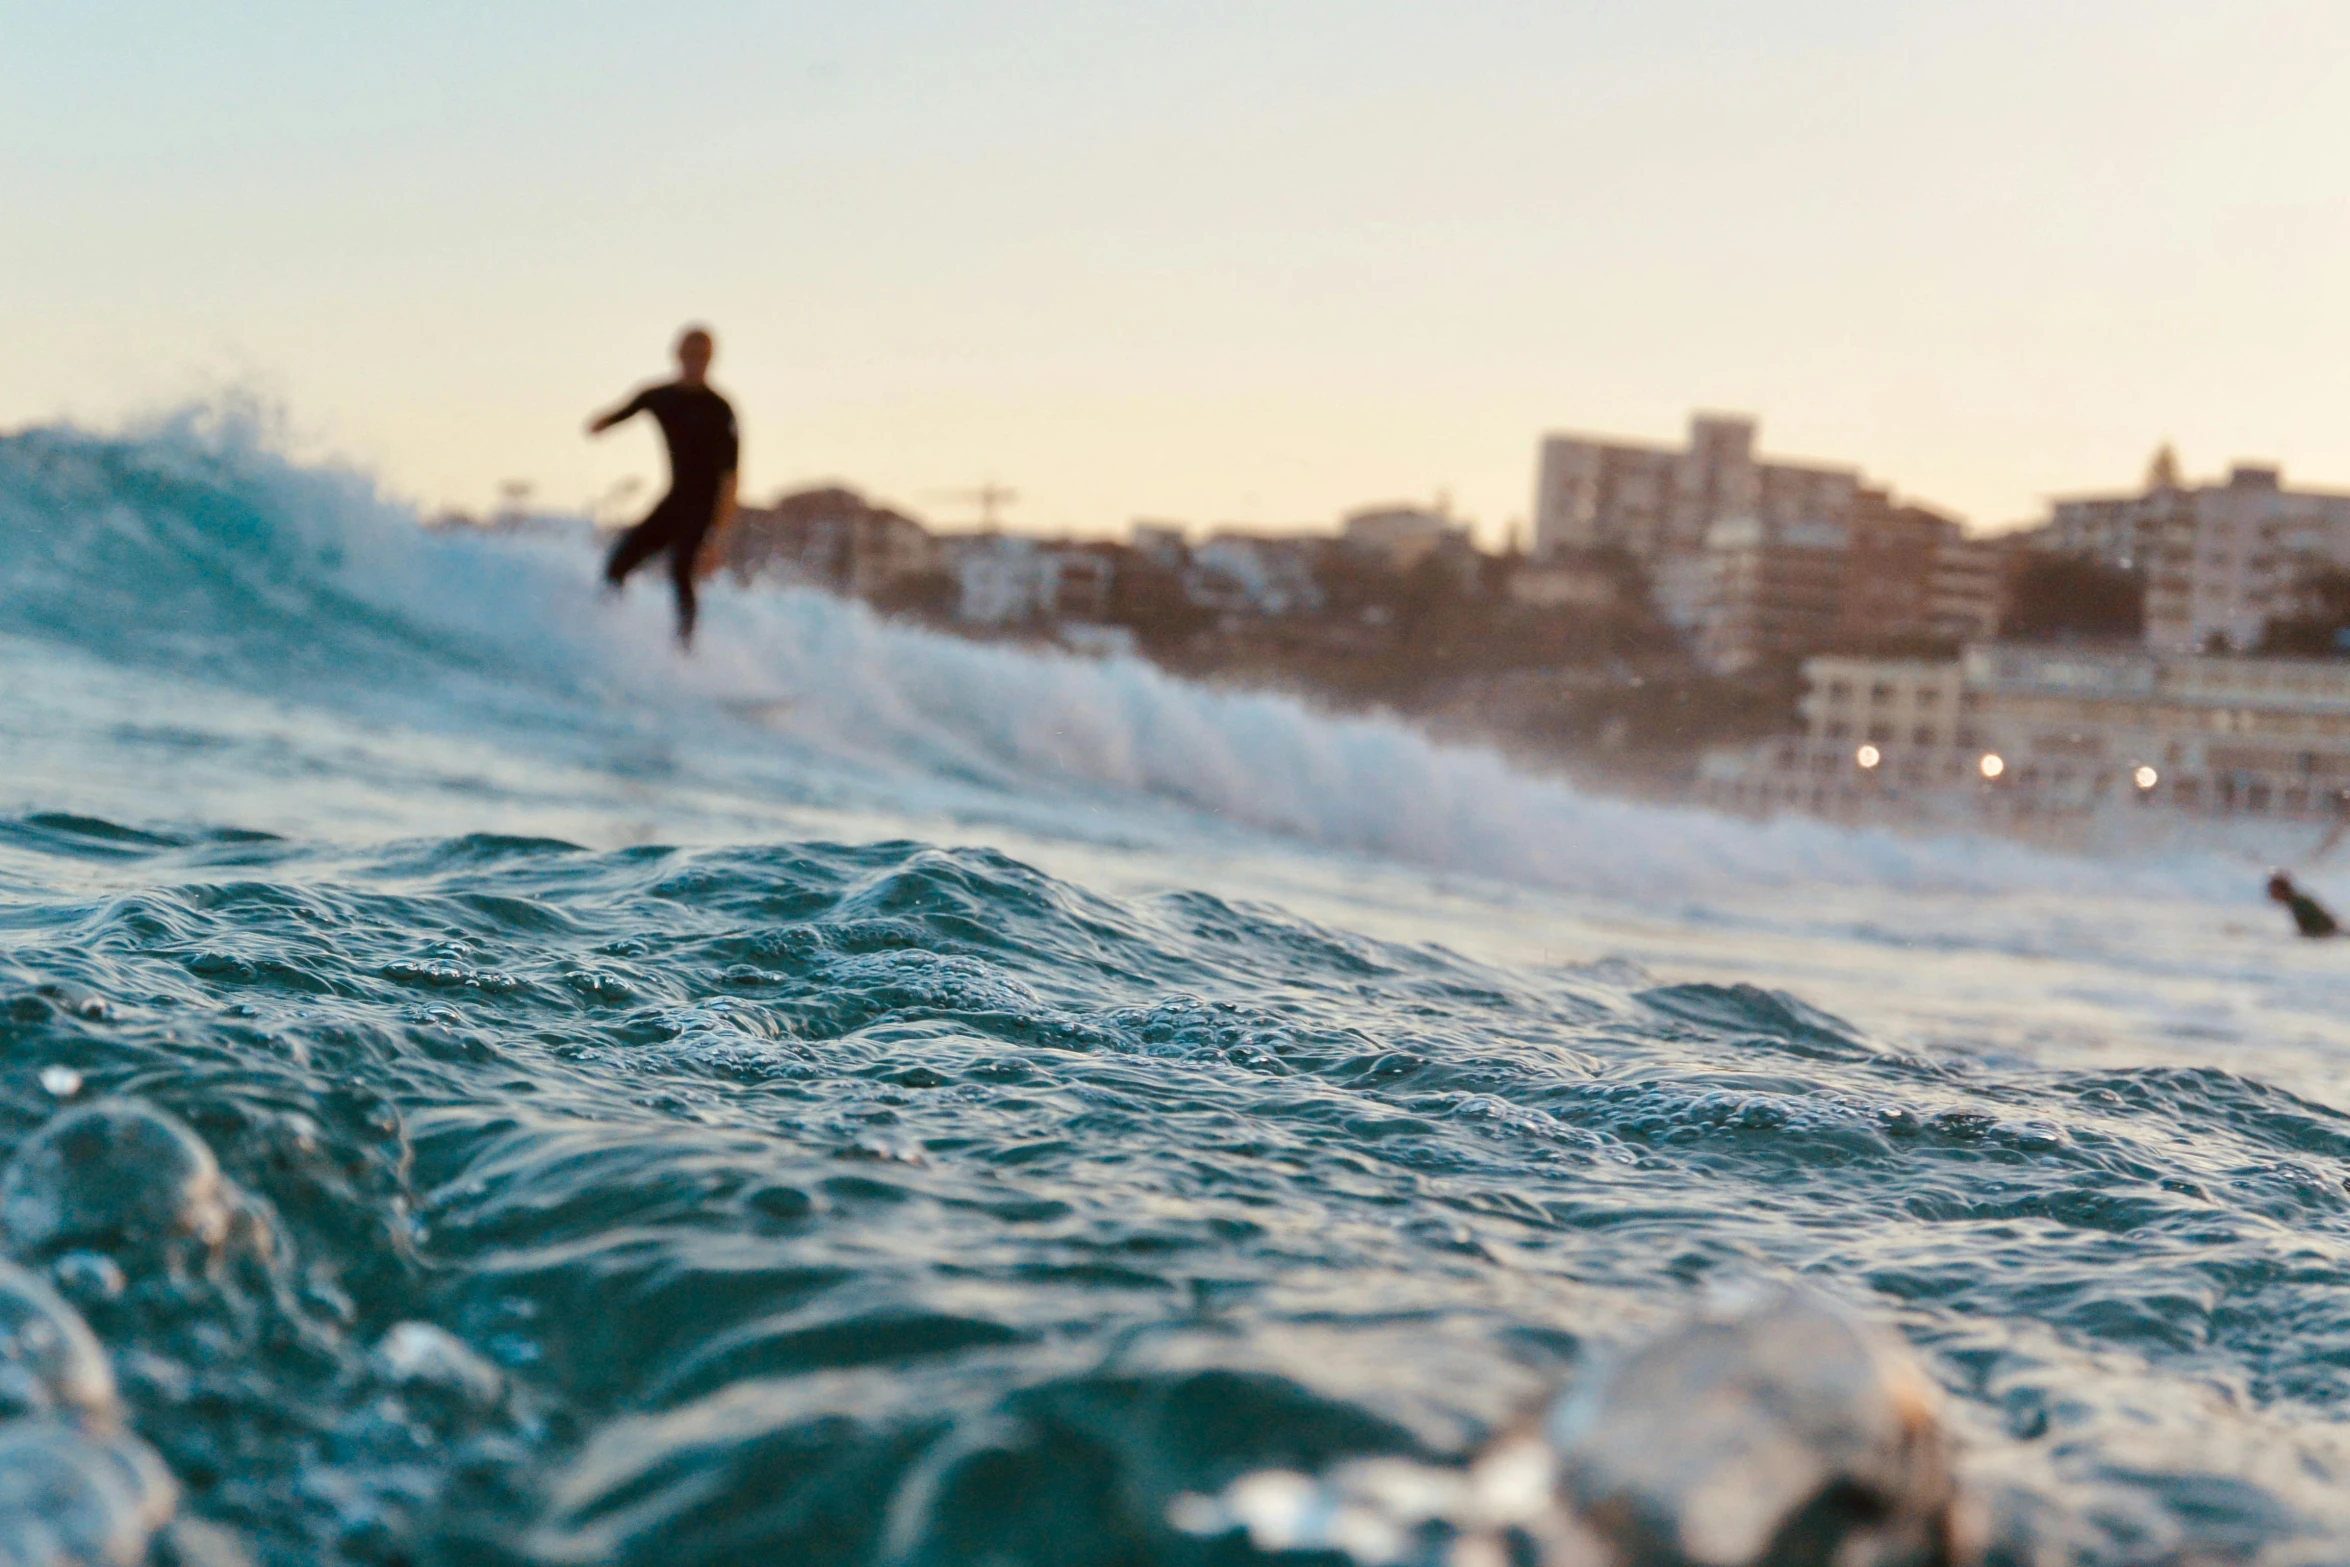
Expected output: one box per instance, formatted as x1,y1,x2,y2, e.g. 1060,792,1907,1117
8,2,2350,544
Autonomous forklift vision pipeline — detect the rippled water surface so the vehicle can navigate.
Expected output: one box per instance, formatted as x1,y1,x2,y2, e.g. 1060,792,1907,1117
7,420,2350,1564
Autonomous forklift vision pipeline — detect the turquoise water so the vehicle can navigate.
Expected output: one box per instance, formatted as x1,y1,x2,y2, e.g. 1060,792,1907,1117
5,418,2350,1563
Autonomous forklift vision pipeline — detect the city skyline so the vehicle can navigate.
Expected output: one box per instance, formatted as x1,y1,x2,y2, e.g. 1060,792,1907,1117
11,2,2350,544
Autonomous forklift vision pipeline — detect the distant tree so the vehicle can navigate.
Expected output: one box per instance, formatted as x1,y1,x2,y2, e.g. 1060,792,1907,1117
867,569,956,620
2001,553,2144,642
2258,566,2350,657
1107,553,1214,649
1310,543,1401,621
1393,551,1466,635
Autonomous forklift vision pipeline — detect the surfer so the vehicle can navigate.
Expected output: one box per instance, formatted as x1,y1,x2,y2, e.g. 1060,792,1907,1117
2267,871,2340,938
587,325,740,648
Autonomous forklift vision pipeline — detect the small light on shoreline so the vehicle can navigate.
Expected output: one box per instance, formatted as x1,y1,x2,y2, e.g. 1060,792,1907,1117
1979,753,2005,780
1855,744,1881,770
2133,765,2158,791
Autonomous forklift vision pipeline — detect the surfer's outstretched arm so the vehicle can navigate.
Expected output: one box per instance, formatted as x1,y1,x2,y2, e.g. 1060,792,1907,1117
586,392,648,436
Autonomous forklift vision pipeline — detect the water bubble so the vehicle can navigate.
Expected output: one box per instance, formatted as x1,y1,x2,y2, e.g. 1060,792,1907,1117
1178,1292,1976,1567
298,1275,354,1328
45,1256,124,1309
0,1102,232,1260
0,1421,161,1567
35,1071,80,1101
837,1137,924,1166
113,1353,190,1409
0,1261,117,1427
1544,1289,1968,1567
486,1334,541,1370
374,1323,504,1411
217,1199,280,1272
86,1431,176,1533
150,1517,255,1567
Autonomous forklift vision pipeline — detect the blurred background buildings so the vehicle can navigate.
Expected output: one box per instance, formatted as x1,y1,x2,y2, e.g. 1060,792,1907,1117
440,406,2350,838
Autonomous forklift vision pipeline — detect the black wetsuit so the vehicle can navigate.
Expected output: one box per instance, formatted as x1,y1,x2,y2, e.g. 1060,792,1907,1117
2285,889,2341,938
602,381,740,642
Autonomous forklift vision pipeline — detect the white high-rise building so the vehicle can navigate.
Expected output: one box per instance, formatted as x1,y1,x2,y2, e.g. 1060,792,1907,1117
2039,461,2350,654
1533,412,1861,564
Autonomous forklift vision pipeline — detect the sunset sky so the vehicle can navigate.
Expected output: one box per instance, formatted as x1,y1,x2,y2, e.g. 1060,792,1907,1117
9,1,2350,543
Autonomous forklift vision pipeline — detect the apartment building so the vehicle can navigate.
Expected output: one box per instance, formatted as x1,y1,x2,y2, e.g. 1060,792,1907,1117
1671,502,2004,675
1128,521,1189,572
1189,533,1327,617
2038,462,2350,654
1836,496,1963,644
1686,516,1850,674
1698,652,1988,816
1701,644,2350,822
940,535,1118,626
1960,643,2350,814
721,486,940,596
1799,655,1972,753
1341,506,1469,572
1533,413,1861,564
1928,536,2008,642
1536,412,2005,673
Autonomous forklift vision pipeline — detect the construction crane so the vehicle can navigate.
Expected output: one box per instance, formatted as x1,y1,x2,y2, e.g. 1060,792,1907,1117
922,482,1020,530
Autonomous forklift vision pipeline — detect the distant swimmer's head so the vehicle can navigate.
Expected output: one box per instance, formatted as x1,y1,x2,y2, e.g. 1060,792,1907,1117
675,325,716,383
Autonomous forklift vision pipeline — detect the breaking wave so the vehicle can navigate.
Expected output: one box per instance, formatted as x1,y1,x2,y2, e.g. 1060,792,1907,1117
0,413,2201,901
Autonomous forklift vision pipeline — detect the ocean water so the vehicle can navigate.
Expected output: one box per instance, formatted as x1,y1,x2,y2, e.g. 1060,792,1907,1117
5,416,2350,1564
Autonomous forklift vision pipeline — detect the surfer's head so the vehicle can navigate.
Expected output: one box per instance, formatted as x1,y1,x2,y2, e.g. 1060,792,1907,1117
675,325,715,382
